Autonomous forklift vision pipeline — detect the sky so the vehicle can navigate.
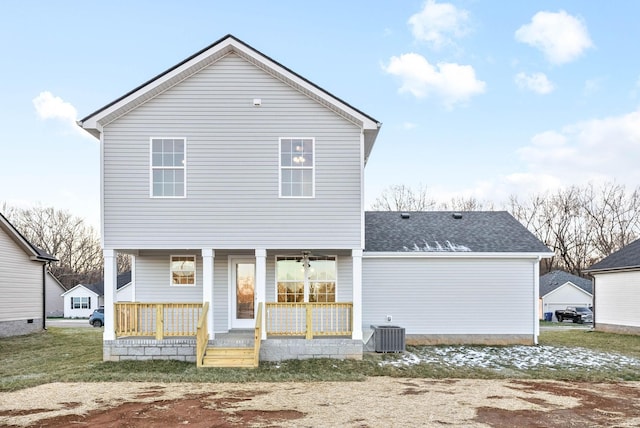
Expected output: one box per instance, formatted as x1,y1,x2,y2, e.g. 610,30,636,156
1,1,640,229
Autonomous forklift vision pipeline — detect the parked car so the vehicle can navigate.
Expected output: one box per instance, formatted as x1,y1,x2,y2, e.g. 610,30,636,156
555,306,593,324
89,308,104,327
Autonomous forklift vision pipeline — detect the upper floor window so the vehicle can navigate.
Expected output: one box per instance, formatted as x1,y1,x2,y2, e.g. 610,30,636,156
151,138,186,197
279,138,314,198
170,255,196,286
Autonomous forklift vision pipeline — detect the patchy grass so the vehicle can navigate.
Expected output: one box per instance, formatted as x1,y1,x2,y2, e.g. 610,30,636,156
1,327,639,391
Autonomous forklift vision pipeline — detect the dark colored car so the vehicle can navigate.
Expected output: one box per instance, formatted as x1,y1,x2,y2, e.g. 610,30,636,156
555,306,593,324
89,308,104,327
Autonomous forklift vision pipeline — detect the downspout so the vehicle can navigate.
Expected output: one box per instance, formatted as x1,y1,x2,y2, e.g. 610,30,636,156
533,256,541,345
42,263,47,331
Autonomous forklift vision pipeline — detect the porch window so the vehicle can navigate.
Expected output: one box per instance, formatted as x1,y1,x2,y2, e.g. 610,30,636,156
151,138,186,197
279,138,314,197
71,296,90,309
171,255,196,286
276,255,336,302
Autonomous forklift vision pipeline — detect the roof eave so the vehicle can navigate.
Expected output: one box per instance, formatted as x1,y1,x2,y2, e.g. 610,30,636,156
363,251,554,259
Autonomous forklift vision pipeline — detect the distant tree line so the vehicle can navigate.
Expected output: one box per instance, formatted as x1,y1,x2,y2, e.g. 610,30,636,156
371,182,640,276
1,204,130,288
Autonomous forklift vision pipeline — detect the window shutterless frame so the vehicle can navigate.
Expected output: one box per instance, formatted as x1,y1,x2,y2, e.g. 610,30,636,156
275,255,338,303
150,137,187,198
279,137,315,198
170,255,196,286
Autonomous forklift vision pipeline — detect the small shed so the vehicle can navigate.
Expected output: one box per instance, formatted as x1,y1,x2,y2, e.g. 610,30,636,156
62,272,132,318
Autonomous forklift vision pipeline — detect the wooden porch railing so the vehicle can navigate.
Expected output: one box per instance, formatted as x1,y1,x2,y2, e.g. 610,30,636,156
115,302,203,340
265,302,352,339
254,302,263,367
196,302,209,367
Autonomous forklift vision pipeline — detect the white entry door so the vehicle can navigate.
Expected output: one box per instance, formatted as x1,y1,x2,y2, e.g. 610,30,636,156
230,258,255,329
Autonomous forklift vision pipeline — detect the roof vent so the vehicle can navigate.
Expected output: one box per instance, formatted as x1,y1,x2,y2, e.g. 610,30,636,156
400,212,410,219
452,212,463,219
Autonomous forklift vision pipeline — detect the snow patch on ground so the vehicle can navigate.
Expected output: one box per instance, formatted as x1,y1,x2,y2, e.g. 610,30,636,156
380,345,640,371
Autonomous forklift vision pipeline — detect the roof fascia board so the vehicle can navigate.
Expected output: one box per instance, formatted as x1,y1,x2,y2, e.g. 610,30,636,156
61,284,92,296
363,251,553,259
585,266,640,274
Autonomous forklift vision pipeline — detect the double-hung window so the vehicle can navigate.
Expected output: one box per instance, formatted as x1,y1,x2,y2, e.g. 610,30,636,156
170,255,196,286
276,255,336,302
71,296,91,309
280,138,314,197
151,138,186,197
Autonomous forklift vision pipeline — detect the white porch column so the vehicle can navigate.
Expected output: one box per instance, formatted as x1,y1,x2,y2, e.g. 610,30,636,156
255,248,267,340
352,249,363,340
202,248,215,340
103,249,117,341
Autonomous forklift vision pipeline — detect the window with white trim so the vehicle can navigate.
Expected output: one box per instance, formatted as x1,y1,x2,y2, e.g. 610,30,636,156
151,138,186,197
170,255,196,286
71,296,91,309
276,255,336,302
279,138,314,197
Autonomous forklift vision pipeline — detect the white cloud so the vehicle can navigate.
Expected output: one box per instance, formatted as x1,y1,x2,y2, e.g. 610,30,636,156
515,72,555,94
383,53,486,108
515,10,593,64
408,0,470,50
33,91,91,138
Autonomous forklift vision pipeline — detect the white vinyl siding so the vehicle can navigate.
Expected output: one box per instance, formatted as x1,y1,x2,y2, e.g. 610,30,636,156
62,286,100,318
593,271,640,328
134,254,203,302
0,227,43,323
363,257,535,335
102,53,362,249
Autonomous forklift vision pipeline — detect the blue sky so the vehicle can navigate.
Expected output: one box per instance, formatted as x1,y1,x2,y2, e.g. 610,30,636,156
1,1,639,229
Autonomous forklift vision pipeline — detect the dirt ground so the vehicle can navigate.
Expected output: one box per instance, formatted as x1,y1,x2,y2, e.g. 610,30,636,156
1,378,639,427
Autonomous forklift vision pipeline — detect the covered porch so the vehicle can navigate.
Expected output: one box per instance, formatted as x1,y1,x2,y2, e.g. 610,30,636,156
102,248,364,366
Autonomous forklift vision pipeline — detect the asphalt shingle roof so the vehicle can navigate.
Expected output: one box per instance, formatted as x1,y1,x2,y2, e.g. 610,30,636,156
365,211,551,253
539,270,593,296
85,271,132,296
586,238,640,272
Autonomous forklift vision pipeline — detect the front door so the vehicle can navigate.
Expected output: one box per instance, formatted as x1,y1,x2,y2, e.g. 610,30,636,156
231,258,255,329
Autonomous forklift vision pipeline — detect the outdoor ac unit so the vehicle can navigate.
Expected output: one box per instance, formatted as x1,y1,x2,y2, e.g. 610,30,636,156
372,325,405,353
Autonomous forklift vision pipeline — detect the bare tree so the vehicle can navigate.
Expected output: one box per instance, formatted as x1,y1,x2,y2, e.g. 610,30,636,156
370,184,437,211
509,182,640,276
3,205,103,288
440,196,495,211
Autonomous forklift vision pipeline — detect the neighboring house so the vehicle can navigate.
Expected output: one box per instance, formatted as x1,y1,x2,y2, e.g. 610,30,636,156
0,212,57,337
78,34,551,365
584,239,640,335
45,270,67,317
62,272,132,318
539,270,592,321
363,211,551,345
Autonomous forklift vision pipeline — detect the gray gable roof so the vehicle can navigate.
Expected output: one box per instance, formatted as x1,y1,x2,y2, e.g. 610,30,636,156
365,211,551,253
85,271,132,296
540,270,592,296
586,238,640,273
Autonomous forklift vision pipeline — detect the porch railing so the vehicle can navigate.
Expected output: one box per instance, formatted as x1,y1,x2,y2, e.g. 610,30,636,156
265,302,353,339
254,302,263,367
115,302,203,340
196,302,209,367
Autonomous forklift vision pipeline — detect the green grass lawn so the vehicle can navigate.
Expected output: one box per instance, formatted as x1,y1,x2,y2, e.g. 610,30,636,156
1,327,639,392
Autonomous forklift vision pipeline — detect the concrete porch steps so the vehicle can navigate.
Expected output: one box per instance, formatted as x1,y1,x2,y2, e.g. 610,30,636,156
202,346,257,368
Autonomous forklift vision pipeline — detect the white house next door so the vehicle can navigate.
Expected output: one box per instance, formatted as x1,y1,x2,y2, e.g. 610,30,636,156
230,258,255,329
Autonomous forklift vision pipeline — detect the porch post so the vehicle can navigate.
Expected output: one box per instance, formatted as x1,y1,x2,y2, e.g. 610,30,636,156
352,249,363,340
202,248,215,340
103,249,117,341
255,248,267,340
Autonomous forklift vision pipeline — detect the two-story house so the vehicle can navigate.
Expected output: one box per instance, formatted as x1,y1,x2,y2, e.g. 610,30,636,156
79,35,551,366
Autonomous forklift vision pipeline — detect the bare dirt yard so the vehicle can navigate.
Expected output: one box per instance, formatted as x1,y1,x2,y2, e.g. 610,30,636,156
1,378,639,427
